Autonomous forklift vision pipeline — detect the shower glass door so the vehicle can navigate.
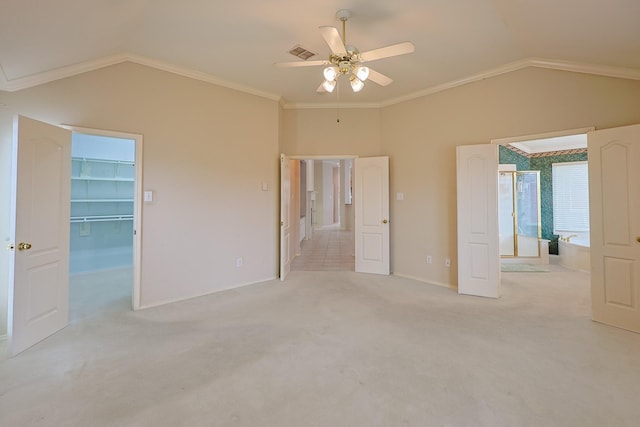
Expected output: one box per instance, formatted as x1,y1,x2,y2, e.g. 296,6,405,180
499,171,541,257
499,172,515,256
515,171,541,257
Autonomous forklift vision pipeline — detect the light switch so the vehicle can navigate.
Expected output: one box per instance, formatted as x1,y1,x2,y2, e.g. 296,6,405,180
262,182,269,191
144,191,153,202
396,192,404,201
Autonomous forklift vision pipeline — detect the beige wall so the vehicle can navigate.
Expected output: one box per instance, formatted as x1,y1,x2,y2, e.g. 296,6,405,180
281,108,382,156
2,63,640,336
382,67,640,287
0,62,279,316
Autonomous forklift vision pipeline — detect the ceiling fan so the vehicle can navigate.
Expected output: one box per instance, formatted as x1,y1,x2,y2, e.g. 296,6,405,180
275,9,415,94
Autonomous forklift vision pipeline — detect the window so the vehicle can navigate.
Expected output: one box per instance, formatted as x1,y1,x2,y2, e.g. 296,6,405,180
552,161,589,233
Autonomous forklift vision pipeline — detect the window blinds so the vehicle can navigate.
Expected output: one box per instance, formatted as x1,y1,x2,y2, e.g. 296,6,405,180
552,161,589,233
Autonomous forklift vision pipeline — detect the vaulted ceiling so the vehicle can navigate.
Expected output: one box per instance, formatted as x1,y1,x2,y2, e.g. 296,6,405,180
1,0,639,107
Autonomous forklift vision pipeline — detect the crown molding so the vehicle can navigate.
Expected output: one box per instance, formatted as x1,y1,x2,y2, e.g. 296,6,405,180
125,54,282,101
379,58,640,108
527,57,640,81
1,54,130,92
281,102,381,110
0,53,282,102
280,57,640,109
2,55,638,108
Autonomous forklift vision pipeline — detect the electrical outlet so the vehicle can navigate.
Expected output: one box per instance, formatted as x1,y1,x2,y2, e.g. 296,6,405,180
426,255,432,264
445,258,451,267
236,257,243,268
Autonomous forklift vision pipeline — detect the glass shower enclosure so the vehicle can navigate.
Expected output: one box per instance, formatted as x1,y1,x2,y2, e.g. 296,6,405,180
499,171,541,257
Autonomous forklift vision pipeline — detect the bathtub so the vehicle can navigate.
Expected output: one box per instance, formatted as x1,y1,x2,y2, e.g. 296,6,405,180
558,239,590,272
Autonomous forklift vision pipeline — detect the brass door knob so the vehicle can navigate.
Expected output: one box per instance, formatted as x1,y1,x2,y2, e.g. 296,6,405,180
382,219,389,224
18,242,32,251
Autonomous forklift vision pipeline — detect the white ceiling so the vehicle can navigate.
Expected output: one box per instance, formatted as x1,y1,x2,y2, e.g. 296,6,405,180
1,0,639,107
509,134,587,154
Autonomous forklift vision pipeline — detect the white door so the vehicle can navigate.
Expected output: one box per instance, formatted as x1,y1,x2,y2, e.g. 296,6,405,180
280,154,292,280
588,124,640,333
456,144,500,298
9,116,72,355
354,156,390,275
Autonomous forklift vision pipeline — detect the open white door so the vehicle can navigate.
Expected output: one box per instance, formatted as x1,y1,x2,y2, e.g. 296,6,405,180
588,124,640,333
354,156,390,275
280,154,292,280
9,116,72,355
456,144,500,298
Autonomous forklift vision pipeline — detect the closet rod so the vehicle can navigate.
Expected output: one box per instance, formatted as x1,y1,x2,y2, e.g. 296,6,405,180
70,215,134,223
73,157,134,166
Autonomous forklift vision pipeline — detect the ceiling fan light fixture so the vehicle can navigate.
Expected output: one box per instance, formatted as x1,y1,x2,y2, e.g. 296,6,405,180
355,66,369,81
323,66,338,81
322,79,337,93
350,76,364,92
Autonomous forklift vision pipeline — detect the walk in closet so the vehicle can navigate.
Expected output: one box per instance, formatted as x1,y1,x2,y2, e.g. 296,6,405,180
70,134,135,274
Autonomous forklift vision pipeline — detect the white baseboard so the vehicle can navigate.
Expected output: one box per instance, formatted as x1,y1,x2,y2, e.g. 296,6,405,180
137,276,278,310
392,273,456,290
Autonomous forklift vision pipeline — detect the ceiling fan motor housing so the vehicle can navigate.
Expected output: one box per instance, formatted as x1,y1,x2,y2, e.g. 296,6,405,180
338,60,351,74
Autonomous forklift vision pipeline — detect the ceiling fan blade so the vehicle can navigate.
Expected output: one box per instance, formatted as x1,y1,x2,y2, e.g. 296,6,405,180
367,68,393,86
319,26,347,56
360,41,415,62
274,60,329,68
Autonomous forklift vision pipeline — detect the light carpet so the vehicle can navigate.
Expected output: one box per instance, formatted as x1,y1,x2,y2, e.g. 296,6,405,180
1,266,639,426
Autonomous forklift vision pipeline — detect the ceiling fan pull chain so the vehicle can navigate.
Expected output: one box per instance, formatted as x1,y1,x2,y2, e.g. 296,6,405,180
336,80,340,123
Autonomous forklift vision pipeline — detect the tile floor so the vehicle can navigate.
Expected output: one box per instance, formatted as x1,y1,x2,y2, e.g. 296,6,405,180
291,225,354,271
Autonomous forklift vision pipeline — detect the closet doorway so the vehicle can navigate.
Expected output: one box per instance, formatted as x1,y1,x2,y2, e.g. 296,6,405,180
69,129,142,320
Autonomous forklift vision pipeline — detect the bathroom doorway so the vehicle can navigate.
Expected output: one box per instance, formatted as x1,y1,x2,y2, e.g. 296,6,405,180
494,127,591,271
499,170,541,258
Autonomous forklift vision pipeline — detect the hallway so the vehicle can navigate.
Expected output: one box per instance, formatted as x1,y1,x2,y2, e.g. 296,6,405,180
291,226,354,271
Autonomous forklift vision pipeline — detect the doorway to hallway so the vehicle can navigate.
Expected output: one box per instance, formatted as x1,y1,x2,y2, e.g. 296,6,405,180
285,157,356,274
291,225,354,271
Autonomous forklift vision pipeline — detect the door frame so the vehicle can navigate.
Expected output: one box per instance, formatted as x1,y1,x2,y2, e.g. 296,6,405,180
490,126,595,265
66,126,143,310
282,154,358,275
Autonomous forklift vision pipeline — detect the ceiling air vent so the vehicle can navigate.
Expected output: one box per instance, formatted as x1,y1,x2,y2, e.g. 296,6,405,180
288,45,316,60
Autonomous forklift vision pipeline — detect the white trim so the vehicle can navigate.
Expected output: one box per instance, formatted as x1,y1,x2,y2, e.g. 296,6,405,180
288,154,359,160
137,276,277,310
2,55,639,108
281,103,382,110
491,126,595,145
64,125,144,311
392,273,456,290
285,58,640,109
0,53,282,102
551,160,588,167
527,57,640,81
